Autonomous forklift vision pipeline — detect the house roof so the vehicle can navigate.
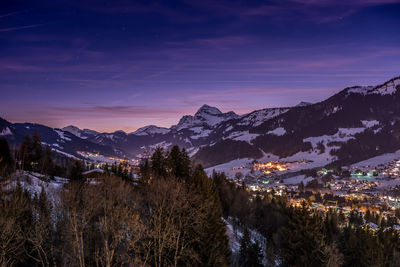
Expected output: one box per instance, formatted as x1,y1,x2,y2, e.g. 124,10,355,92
82,168,105,175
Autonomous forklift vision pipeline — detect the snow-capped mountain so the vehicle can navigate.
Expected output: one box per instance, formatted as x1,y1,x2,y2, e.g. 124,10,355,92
296,101,312,107
84,104,241,155
132,125,170,136
194,76,400,167
62,125,99,139
3,76,400,169
172,104,238,131
0,119,120,160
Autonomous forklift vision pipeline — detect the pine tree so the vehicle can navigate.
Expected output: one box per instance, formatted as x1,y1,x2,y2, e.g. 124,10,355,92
40,146,54,177
167,146,191,181
19,135,32,171
192,165,231,266
239,227,252,266
151,147,166,178
343,227,384,267
324,209,339,244
238,228,263,267
139,158,150,180
0,137,14,176
32,131,42,164
282,203,325,267
69,160,84,181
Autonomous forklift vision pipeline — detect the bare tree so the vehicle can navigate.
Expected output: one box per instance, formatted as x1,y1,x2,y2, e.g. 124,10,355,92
324,242,344,267
25,219,51,267
142,178,207,267
25,190,53,267
60,182,98,267
0,183,29,267
94,176,146,267
0,216,24,267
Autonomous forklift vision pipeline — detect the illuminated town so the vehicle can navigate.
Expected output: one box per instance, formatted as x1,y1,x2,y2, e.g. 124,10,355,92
77,151,140,165
227,158,400,223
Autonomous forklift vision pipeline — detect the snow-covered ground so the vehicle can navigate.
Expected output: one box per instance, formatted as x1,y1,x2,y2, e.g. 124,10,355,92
55,130,72,142
0,127,12,136
267,127,286,136
346,77,399,96
224,218,267,264
377,178,400,189
304,127,367,149
282,175,314,185
351,149,400,168
191,129,212,139
52,148,79,159
205,158,254,177
238,108,289,127
224,131,259,143
3,171,68,204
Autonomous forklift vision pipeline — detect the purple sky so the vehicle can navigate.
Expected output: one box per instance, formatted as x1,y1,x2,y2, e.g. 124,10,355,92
1,0,400,132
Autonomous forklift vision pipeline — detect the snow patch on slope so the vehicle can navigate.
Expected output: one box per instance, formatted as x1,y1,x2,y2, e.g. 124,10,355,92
9,172,68,204
351,149,400,168
225,131,259,143
0,127,12,136
346,86,373,95
304,127,366,149
52,148,78,159
346,78,400,96
267,127,286,136
371,78,400,95
238,108,289,127
361,120,379,128
55,130,71,141
191,129,212,139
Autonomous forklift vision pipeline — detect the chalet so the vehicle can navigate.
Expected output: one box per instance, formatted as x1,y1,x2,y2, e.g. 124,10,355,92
82,168,105,179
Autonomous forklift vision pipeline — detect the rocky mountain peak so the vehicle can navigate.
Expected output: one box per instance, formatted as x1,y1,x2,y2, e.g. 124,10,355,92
195,104,223,117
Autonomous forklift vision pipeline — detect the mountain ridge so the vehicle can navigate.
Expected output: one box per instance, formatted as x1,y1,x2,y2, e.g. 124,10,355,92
2,76,400,169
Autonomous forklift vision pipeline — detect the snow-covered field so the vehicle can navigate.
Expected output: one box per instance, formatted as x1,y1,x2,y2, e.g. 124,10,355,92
351,149,400,168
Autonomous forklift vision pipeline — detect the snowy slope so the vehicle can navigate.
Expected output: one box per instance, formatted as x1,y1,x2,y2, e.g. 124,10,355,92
132,125,170,136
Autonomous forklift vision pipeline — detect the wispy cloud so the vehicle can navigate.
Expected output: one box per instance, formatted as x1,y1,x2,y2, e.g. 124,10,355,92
0,24,44,33
0,9,29,19
185,0,400,23
52,105,187,117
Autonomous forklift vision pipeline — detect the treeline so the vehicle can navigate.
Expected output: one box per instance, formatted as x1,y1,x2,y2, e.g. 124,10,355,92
0,134,135,182
213,172,400,266
0,145,231,266
99,162,135,181
1,133,73,178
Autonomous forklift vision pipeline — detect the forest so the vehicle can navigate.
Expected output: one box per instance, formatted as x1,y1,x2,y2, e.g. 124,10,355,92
1,136,400,266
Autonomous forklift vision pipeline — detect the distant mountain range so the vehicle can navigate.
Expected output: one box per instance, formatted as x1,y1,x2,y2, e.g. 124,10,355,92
1,76,400,169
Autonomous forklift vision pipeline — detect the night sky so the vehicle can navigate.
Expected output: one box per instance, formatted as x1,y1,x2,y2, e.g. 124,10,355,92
1,0,400,132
